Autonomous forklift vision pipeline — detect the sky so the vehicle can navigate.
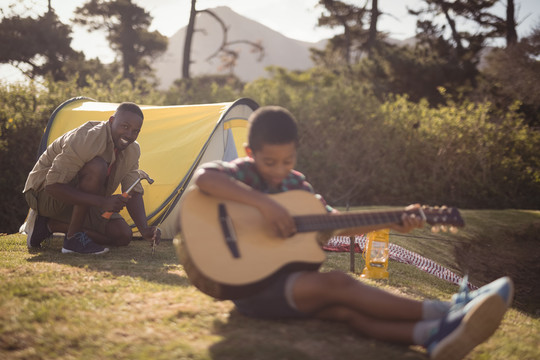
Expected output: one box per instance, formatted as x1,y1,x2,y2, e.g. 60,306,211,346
1,0,539,83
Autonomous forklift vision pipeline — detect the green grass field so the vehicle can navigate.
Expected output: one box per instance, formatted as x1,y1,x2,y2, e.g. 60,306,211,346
1,208,539,359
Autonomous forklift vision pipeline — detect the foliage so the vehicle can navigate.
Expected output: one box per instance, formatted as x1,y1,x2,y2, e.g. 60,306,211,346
61,54,122,88
1,0,537,237
0,83,47,233
244,67,540,209
409,0,507,62
314,0,370,66
73,0,168,84
1,59,539,233
164,75,244,105
478,23,540,128
376,94,540,208
0,11,79,81
245,66,383,205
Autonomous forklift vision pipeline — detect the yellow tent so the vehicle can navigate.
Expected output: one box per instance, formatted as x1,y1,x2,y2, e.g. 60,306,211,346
37,97,259,239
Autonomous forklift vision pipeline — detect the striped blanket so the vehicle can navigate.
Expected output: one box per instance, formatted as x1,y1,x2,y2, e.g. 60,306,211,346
324,235,477,289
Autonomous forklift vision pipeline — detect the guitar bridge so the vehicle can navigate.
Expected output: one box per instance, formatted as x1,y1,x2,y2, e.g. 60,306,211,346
218,203,241,258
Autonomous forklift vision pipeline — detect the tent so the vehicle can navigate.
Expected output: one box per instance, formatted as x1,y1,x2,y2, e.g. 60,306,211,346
35,97,259,239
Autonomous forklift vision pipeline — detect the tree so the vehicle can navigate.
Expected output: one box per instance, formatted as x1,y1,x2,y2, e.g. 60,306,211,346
313,0,369,67
480,22,540,127
73,0,167,84
408,0,522,88
182,0,264,80
505,0,518,46
366,0,379,55
0,9,79,81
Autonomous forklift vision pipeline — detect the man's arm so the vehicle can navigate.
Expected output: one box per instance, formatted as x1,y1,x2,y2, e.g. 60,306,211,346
195,168,296,238
45,183,128,212
125,191,161,244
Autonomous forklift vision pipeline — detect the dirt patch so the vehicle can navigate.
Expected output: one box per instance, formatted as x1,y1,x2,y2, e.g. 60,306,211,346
454,222,540,316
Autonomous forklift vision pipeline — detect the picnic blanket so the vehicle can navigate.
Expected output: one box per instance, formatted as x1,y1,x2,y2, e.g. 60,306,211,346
324,236,477,289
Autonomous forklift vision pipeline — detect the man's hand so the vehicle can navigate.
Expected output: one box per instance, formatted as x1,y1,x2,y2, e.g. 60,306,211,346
140,226,161,245
102,194,130,213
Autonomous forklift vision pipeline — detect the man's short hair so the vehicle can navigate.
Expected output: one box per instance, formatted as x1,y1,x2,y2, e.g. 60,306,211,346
248,106,298,152
116,102,144,120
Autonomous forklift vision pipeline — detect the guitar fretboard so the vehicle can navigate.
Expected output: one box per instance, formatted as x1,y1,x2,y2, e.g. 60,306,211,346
294,210,406,233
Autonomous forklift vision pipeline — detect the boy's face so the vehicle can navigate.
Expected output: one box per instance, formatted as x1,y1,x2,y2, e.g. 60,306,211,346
246,142,297,189
109,110,143,151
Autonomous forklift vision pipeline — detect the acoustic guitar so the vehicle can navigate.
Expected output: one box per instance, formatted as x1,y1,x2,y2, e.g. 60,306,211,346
174,187,464,300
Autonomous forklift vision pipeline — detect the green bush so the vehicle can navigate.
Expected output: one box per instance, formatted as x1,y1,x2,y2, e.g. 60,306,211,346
244,68,540,209
377,95,540,208
0,83,48,233
1,69,539,233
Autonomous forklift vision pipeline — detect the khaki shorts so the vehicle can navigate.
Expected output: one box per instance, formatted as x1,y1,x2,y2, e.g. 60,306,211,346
24,187,123,236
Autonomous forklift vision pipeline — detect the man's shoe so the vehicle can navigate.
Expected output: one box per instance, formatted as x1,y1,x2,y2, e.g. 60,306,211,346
25,210,52,250
62,232,109,255
451,276,514,310
426,293,508,360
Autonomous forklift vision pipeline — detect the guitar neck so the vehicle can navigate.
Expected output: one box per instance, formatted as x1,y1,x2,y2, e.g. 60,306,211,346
294,210,406,233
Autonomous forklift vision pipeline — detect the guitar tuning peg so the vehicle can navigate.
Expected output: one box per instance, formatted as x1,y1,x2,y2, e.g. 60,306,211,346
440,225,448,233
431,225,441,233
450,226,459,234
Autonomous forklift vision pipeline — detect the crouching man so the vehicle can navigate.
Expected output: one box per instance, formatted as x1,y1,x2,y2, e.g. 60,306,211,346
22,102,160,254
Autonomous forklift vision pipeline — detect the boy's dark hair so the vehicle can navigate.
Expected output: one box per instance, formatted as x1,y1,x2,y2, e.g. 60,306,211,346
116,102,144,120
248,106,298,152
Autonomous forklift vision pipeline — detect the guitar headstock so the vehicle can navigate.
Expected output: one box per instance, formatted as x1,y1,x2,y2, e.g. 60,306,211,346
421,205,465,233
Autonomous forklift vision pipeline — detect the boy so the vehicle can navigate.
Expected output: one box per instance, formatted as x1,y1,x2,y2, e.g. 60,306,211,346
22,102,160,254
190,106,513,360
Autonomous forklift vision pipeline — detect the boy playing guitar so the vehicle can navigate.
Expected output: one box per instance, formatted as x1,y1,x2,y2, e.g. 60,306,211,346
176,106,513,360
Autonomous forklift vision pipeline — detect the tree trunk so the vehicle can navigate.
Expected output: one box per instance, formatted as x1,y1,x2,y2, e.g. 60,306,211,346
441,2,463,55
367,0,379,55
182,0,197,79
506,0,518,47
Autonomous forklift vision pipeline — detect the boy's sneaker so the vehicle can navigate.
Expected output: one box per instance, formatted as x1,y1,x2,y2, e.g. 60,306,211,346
425,293,508,360
451,276,514,310
62,232,109,255
25,209,52,250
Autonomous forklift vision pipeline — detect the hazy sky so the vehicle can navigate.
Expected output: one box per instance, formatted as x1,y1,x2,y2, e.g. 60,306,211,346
1,0,539,82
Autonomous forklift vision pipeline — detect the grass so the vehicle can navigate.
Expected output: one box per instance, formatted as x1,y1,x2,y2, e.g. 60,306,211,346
1,208,539,360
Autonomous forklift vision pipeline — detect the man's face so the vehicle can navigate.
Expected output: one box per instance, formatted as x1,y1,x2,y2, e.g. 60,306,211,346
246,142,297,189
109,110,143,151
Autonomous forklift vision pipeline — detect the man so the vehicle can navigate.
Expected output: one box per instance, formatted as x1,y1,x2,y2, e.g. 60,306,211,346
23,102,160,254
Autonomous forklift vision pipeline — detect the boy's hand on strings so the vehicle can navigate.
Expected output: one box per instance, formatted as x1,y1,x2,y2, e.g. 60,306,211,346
257,197,296,238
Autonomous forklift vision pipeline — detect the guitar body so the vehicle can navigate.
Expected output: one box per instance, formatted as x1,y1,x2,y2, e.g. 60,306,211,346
175,188,328,300
175,187,465,300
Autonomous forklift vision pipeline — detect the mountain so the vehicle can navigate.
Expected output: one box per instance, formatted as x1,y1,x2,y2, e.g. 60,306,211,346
152,6,327,89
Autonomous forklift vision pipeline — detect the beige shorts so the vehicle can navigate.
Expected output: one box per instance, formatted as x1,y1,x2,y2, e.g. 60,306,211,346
24,187,123,236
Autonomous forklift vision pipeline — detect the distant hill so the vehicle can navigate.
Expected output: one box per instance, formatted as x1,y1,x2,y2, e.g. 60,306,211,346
152,6,327,89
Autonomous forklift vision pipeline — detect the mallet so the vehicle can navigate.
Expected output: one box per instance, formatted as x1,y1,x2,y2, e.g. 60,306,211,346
102,169,154,219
